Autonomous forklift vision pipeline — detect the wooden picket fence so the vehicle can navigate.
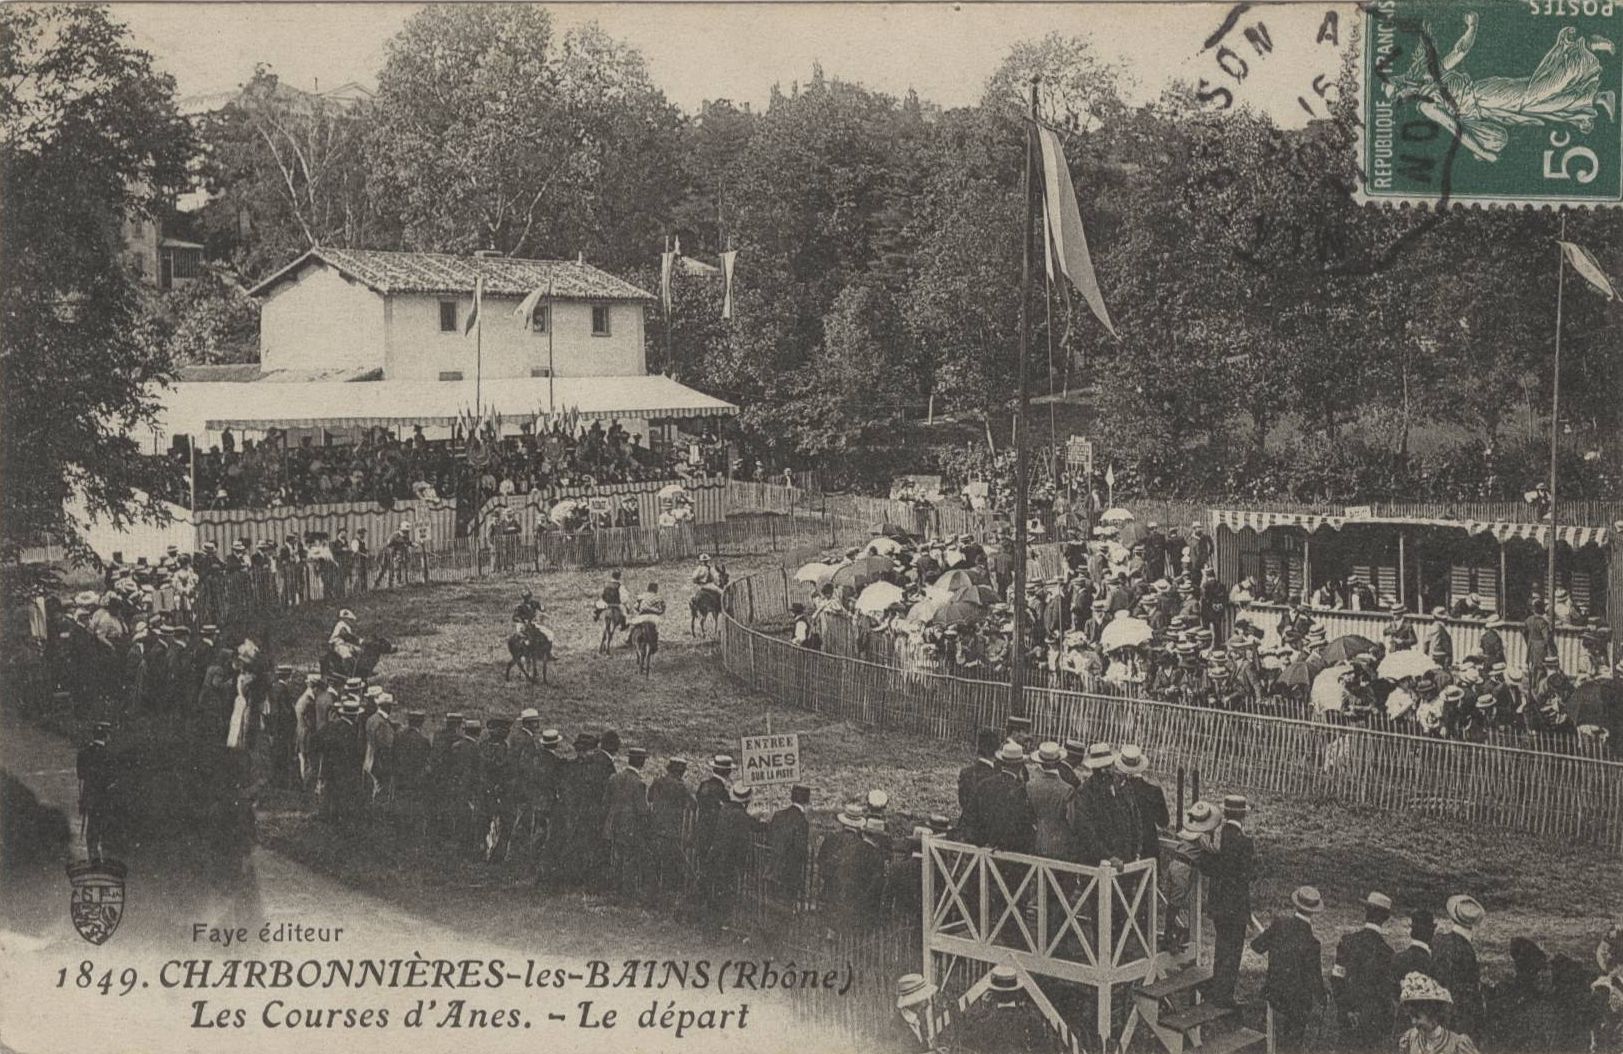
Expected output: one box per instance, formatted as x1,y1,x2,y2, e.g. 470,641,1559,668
722,568,1623,853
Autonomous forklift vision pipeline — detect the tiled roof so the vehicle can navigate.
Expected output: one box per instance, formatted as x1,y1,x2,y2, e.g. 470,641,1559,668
249,248,655,302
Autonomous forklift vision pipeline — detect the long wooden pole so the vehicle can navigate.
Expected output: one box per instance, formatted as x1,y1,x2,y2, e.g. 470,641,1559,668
1546,214,1567,615
1011,77,1039,720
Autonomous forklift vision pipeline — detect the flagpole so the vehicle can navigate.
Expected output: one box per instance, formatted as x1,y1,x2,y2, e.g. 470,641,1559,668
1546,212,1567,614
1011,76,1039,721
547,281,556,413
475,281,484,418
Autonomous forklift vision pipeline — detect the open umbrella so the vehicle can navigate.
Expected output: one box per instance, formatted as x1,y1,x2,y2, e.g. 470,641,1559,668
832,555,894,591
548,499,585,526
1321,634,1377,666
1310,663,1355,715
1378,649,1437,681
1280,660,1316,689
865,536,904,556
915,598,984,626
1563,680,1621,740
795,561,839,585
1099,507,1136,524
927,569,980,604
1099,617,1153,653
854,581,906,616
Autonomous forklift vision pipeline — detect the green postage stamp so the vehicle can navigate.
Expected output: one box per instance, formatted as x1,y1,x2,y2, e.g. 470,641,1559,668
1362,0,1623,207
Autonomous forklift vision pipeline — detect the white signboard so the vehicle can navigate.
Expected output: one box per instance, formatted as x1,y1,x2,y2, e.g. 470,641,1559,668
1344,504,1374,522
739,733,801,788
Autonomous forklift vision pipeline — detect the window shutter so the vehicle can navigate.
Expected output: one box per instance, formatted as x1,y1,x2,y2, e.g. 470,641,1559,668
1476,566,1499,613
1287,554,1304,597
1450,566,1472,606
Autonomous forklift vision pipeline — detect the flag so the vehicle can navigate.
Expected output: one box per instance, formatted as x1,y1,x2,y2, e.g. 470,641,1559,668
1559,241,1617,301
660,243,675,317
513,277,553,329
1036,125,1116,338
720,249,738,320
463,275,483,336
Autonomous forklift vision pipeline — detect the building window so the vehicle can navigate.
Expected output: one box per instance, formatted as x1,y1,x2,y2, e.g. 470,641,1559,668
591,304,611,336
439,301,458,332
531,305,550,333
169,249,201,280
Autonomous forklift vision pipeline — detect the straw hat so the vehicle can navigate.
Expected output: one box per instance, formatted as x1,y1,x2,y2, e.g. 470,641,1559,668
1183,801,1221,834
895,974,937,1010
1400,972,1453,1005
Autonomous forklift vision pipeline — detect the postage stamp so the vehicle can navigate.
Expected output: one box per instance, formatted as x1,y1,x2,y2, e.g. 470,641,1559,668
1361,0,1623,207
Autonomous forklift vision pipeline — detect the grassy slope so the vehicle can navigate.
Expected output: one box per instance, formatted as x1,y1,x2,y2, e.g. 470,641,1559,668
255,558,1620,982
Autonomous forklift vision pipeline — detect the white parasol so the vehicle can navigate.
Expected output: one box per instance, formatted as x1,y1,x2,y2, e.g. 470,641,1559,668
1099,507,1136,524
1377,649,1437,680
1099,616,1153,653
1310,663,1355,715
855,581,906,616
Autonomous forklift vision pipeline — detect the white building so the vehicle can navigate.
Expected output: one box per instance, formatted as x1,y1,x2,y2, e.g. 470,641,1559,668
249,247,652,382
148,248,736,453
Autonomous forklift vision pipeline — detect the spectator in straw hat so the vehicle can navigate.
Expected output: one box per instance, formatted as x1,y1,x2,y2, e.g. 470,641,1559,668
1433,895,1487,1038
1027,743,1078,861
1167,801,1221,950
892,973,940,1052
977,741,1035,853
1069,742,1129,866
1115,744,1167,861
1397,972,1479,1054
1251,885,1327,1052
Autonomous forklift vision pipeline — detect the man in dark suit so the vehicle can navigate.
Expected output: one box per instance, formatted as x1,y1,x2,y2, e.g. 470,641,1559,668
1431,894,1486,1038
693,754,734,863
819,804,866,926
1524,599,1552,672
1198,794,1255,1009
975,742,1034,854
1391,909,1436,1001
1067,743,1130,865
832,816,888,929
1251,886,1327,1053
1332,891,1396,1052
1114,745,1167,861
602,746,650,895
766,784,811,904
701,783,762,933
645,757,693,900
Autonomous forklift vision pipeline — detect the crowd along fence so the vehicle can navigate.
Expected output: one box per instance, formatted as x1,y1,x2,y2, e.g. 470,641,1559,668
720,567,1623,854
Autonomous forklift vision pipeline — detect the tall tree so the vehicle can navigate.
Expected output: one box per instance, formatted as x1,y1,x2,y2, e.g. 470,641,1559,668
193,66,385,279
366,5,683,267
1,4,194,569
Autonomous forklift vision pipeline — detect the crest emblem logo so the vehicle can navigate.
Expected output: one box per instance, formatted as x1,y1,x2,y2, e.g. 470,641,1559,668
67,860,126,945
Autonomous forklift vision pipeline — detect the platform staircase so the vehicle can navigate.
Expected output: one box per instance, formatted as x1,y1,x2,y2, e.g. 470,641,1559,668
1133,964,1265,1054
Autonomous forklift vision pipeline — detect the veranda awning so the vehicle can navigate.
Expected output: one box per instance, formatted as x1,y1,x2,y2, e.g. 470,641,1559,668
1209,508,1610,551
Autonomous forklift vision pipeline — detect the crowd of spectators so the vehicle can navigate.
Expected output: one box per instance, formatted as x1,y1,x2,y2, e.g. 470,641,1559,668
181,421,732,511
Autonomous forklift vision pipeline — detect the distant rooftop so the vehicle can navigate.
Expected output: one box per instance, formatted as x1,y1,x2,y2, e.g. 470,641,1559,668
249,247,656,302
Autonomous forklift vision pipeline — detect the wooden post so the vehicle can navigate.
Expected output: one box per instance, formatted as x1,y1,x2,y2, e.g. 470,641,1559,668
1398,531,1408,610
1097,860,1115,1047
1498,539,1508,617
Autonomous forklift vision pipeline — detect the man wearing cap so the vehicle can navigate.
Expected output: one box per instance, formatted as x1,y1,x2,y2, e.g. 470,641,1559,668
1199,794,1256,1009
603,746,651,895
1027,743,1079,861
76,722,116,863
450,717,484,854
1432,895,1487,1038
767,785,812,904
293,673,323,789
1251,886,1327,1052
892,974,942,1052
328,608,360,664
1391,910,1437,1002
1057,739,1088,789
393,710,432,838
702,782,762,933
646,757,694,900
976,741,1035,854
693,754,734,864
1333,892,1397,1051
1067,742,1130,866
363,693,398,802
1116,745,1168,861
315,697,366,826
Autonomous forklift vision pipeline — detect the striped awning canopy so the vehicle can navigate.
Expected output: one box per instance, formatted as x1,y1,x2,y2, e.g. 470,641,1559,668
148,374,737,439
1209,509,1610,550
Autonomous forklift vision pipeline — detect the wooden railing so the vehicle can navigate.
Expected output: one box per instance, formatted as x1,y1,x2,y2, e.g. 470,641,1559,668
721,568,1623,853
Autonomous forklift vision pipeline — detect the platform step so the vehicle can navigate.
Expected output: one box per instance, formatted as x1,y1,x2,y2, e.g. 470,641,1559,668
1191,1026,1266,1054
1160,1003,1231,1032
1138,965,1212,1000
